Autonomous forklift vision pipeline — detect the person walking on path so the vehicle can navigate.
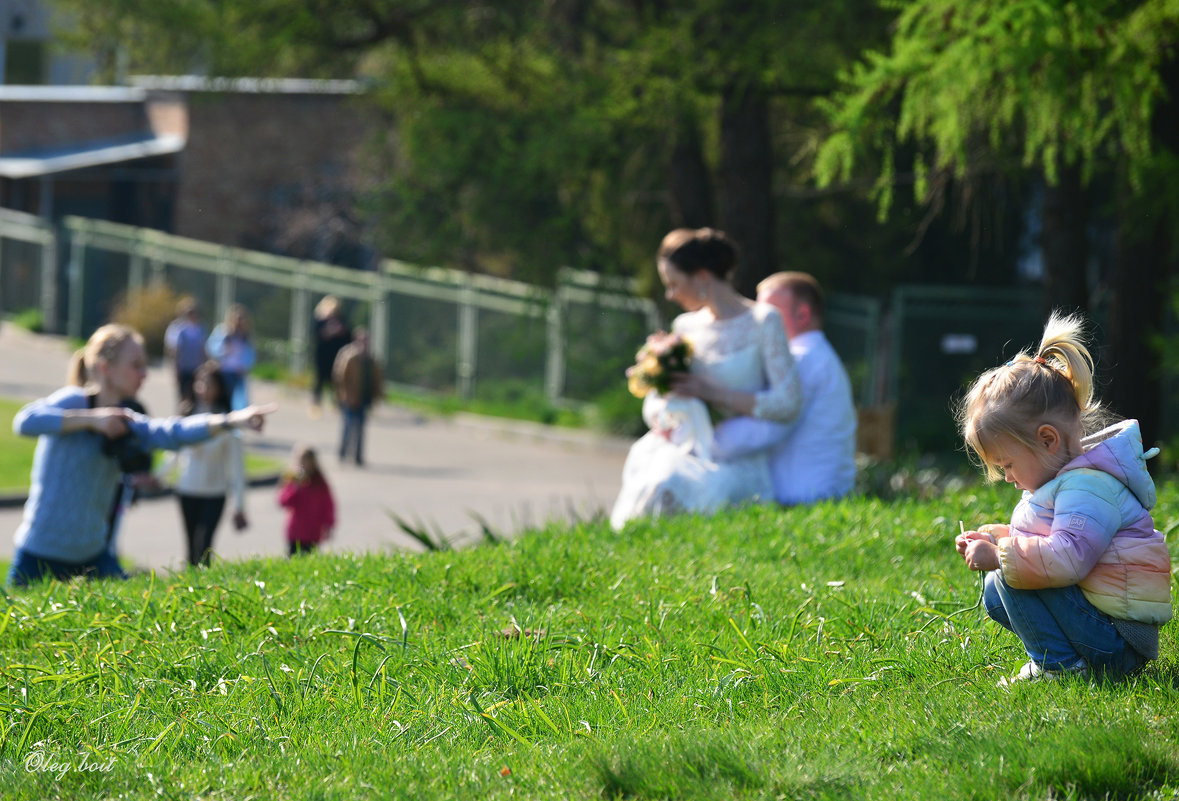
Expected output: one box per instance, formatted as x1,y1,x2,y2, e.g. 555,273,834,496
8,324,275,587
163,297,207,410
206,304,256,411
156,362,249,567
332,327,383,467
278,445,335,556
310,295,351,419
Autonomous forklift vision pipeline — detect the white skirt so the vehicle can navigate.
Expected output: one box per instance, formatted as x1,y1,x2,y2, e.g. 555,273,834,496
609,399,773,530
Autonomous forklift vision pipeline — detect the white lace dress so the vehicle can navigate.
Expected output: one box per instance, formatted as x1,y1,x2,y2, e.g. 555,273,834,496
610,303,802,529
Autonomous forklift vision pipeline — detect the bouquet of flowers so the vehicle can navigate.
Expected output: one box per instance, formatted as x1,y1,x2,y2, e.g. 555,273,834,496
626,331,693,398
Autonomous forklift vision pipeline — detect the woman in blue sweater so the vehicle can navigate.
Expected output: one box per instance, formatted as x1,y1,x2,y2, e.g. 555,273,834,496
7,324,275,587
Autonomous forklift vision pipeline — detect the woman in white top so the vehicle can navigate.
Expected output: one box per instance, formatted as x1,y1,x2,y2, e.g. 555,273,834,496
610,228,802,529
157,362,248,566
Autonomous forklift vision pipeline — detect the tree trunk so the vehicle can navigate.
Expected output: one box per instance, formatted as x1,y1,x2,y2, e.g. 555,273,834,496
1039,164,1089,318
719,81,775,298
1107,55,1179,450
667,110,715,230
1108,205,1167,447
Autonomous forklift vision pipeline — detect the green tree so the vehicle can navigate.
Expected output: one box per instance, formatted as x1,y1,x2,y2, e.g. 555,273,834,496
57,0,899,291
816,0,1179,442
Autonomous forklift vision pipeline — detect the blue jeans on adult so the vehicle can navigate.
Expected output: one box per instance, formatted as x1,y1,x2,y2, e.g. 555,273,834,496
339,404,368,465
220,371,249,411
983,570,1143,675
7,547,128,587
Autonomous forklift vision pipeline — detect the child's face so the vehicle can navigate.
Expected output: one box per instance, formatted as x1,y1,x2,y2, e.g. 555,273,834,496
194,374,214,402
986,435,1058,492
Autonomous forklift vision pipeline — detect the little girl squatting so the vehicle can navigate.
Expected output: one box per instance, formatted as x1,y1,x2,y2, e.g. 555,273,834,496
954,312,1171,685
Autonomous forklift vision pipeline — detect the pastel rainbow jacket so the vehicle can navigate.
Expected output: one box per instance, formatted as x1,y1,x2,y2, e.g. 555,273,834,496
997,419,1172,625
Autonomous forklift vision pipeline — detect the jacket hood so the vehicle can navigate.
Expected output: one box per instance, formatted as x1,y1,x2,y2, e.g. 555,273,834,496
1062,419,1157,509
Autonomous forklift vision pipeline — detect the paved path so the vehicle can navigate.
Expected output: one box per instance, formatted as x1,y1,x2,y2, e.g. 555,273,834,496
0,323,629,574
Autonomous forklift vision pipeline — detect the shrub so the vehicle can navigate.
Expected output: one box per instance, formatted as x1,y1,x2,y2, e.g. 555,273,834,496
109,283,185,359
469,379,578,426
590,383,647,437
9,307,44,333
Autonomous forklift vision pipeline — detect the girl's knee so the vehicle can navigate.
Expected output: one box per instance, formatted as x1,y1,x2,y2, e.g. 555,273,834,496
983,570,1004,606
982,571,1012,628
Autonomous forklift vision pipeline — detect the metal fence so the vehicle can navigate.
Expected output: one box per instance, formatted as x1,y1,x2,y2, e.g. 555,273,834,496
826,293,884,408
0,211,672,405
887,284,1046,453
0,208,58,328
1,209,953,447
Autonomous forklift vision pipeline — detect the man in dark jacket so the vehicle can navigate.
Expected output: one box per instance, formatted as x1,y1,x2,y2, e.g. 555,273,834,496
332,327,383,467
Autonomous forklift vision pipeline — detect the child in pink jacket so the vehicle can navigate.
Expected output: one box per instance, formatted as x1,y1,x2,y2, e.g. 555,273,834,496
955,312,1171,686
278,445,335,556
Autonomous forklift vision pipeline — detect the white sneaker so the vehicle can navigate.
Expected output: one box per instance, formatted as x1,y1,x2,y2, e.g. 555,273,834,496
998,659,1089,687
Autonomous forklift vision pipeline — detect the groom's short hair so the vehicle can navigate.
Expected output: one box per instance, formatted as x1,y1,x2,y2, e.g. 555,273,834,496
758,272,825,322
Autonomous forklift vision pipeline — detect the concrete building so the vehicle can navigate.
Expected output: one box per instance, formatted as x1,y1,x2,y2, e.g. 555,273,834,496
0,1,385,267
0,78,382,267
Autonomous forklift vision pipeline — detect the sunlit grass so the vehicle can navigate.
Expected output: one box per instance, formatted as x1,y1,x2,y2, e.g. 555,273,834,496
2,483,1179,800
0,398,37,491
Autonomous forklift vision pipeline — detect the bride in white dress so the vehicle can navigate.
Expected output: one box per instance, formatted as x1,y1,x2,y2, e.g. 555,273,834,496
610,228,802,529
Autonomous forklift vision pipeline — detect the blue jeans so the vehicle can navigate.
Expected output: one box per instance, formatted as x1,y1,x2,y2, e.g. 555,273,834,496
339,405,368,464
984,570,1143,675
222,371,249,411
7,547,128,588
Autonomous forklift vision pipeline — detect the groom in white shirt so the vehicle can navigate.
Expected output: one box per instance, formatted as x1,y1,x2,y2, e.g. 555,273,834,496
755,272,857,504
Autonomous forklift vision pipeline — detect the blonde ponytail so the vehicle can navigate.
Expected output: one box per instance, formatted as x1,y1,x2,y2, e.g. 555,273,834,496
66,349,89,387
957,311,1111,481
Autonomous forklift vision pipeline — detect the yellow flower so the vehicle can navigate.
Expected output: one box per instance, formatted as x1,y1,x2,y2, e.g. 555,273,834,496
628,372,651,398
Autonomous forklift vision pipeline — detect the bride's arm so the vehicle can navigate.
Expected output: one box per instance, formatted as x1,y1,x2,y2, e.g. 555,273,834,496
748,308,801,423
712,416,790,461
669,309,801,420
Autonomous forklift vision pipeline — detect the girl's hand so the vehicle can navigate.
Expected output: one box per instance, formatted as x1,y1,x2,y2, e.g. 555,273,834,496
963,539,1001,572
226,402,278,432
90,408,132,439
955,529,996,556
232,511,248,532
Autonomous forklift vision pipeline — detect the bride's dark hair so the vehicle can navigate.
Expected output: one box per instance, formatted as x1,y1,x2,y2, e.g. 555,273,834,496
658,228,739,280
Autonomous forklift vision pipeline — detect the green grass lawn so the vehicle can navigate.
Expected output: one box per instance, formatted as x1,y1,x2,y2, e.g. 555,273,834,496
3,482,1179,799
0,398,37,491
0,397,283,493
